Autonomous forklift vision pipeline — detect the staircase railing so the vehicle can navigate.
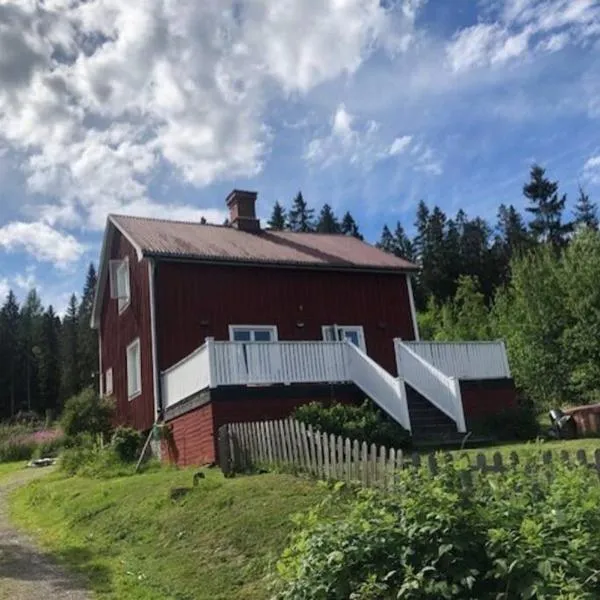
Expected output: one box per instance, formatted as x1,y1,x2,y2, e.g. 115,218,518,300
394,340,466,432
344,341,411,432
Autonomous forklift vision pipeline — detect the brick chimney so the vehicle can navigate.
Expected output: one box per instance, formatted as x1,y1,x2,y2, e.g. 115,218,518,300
226,189,260,232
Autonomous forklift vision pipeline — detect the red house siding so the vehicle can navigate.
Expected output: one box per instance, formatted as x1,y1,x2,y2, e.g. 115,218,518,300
460,379,518,426
156,261,415,376
99,230,155,431
163,387,362,467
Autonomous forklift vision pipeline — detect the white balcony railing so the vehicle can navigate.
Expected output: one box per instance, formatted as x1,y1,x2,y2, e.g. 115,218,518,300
160,339,411,431
401,340,511,380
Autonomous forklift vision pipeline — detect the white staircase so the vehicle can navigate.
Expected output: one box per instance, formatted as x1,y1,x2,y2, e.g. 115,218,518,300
344,342,412,432
394,340,466,433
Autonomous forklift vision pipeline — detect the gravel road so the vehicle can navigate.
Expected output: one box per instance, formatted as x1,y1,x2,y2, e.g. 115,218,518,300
0,467,91,600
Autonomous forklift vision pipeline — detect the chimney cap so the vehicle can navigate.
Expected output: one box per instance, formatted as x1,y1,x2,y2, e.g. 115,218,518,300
226,189,258,207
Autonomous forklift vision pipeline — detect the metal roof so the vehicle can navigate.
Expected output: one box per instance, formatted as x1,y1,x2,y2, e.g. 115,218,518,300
110,214,418,271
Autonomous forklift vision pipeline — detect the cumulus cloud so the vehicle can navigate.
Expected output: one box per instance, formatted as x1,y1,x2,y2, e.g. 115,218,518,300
0,0,418,243
447,0,600,72
0,278,9,300
0,221,84,268
583,155,600,183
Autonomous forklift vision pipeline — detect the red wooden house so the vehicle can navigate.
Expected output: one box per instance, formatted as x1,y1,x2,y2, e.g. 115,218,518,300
91,190,517,466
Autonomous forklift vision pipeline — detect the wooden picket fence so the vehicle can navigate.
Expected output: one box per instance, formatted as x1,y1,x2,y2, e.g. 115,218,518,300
217,418,600,488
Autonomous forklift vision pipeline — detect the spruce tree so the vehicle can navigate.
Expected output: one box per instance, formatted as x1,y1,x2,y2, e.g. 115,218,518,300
523,164,572,248
60,294,80,402
267,201,287,230
573,185,598,231
77,263,99,391
316,204,341,233
340,212,363,240
0,291,20,418
287,192,315,232
376,225,395,253
38,306,61,416
19,289,44,412
393,222,414,261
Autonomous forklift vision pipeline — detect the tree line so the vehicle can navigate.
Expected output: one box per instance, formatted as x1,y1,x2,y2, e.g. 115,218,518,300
0,264,98,420
268,165,598,410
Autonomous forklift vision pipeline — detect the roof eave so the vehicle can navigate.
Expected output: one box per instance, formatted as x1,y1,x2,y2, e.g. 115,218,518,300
142,251,419,274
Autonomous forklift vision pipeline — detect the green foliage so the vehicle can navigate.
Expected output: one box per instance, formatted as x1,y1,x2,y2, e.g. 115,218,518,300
274,455,600,599
473,401,540,442
60,388,114,440
0,423,64,462
110,426,143,462
294,401,411,448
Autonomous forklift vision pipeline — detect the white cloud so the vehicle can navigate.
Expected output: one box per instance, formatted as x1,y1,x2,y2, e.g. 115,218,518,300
389,135,413,156
583,155,600,183
0,221,84,268
0,278,9,301
446,0,600,73
0,0,419,242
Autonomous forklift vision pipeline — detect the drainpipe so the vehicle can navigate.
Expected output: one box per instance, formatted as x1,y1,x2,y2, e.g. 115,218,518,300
148,258,163,421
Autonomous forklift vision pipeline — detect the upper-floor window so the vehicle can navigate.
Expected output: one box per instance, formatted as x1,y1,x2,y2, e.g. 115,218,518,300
228,325,278,342
109,257,131,313
105,367,114,396
322,325,366,352
126,338,142,400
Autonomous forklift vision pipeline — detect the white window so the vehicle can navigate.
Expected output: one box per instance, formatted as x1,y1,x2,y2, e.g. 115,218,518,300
105,367,113,396
109,258,131,313
126,339,141,399
228,325,278,342
322,325,366,352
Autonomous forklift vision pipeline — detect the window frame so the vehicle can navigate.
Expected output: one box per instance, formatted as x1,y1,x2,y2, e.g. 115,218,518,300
105,367,114,397
228,325,279,342
116,257,131,314
321,325,367,353
126,338,142,400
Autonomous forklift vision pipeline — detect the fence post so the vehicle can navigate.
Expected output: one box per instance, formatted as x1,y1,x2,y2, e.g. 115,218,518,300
206,337,217,388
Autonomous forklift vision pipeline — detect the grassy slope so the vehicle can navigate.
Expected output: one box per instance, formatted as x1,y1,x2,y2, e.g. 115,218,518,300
10,468,326,600
0,462,27,480
455,437,600,460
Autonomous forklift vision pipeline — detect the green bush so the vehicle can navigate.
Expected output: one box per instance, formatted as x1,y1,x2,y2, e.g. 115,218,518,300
110,427,143,462
475,393,540,441
60,388,114,440
0,439,37,462
294,400,411,449
274,453,600,599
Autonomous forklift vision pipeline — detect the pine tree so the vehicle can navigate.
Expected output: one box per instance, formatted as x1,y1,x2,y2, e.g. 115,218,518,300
267,201,287,230
77,263,99,392
393,222,414,261
340,212,363,240
316,204,341,233
523,164,572,248
19,289,44,413
38,306,61,416
573,186,598,231
413,200,430,262
0,291,20,418
376,225,395,253
60,294,80,402
287,192,315,232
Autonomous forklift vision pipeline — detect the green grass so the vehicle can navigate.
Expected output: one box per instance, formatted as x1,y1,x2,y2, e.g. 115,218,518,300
454,436,600,461
9,467,328,600
0,461,27,480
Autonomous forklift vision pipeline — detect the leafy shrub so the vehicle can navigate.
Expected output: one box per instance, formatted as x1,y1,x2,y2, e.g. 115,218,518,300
294,400,411,449
61,388,114,440
111,427,143,462
0,438,37,462
475,392,540,441
274,453,600,599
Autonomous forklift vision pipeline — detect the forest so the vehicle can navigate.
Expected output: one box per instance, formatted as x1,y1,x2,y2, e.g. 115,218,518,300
0,163,597,419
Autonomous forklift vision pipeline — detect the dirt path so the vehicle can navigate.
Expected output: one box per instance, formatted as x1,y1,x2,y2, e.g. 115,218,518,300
0,467,91,600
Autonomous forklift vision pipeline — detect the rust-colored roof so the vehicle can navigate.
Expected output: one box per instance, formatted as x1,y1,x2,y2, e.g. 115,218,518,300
111,214,417,271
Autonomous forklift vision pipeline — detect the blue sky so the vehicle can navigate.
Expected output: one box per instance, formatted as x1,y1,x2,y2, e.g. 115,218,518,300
0,0,599,313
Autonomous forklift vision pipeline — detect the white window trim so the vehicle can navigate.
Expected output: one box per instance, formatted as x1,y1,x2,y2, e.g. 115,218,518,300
126,338,142,400
228,325,279,342
117,257,131,314
105,367,114,397
322,325,367,353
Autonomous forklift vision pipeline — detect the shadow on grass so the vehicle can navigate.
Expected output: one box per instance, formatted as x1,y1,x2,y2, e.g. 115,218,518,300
0,541,113,595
